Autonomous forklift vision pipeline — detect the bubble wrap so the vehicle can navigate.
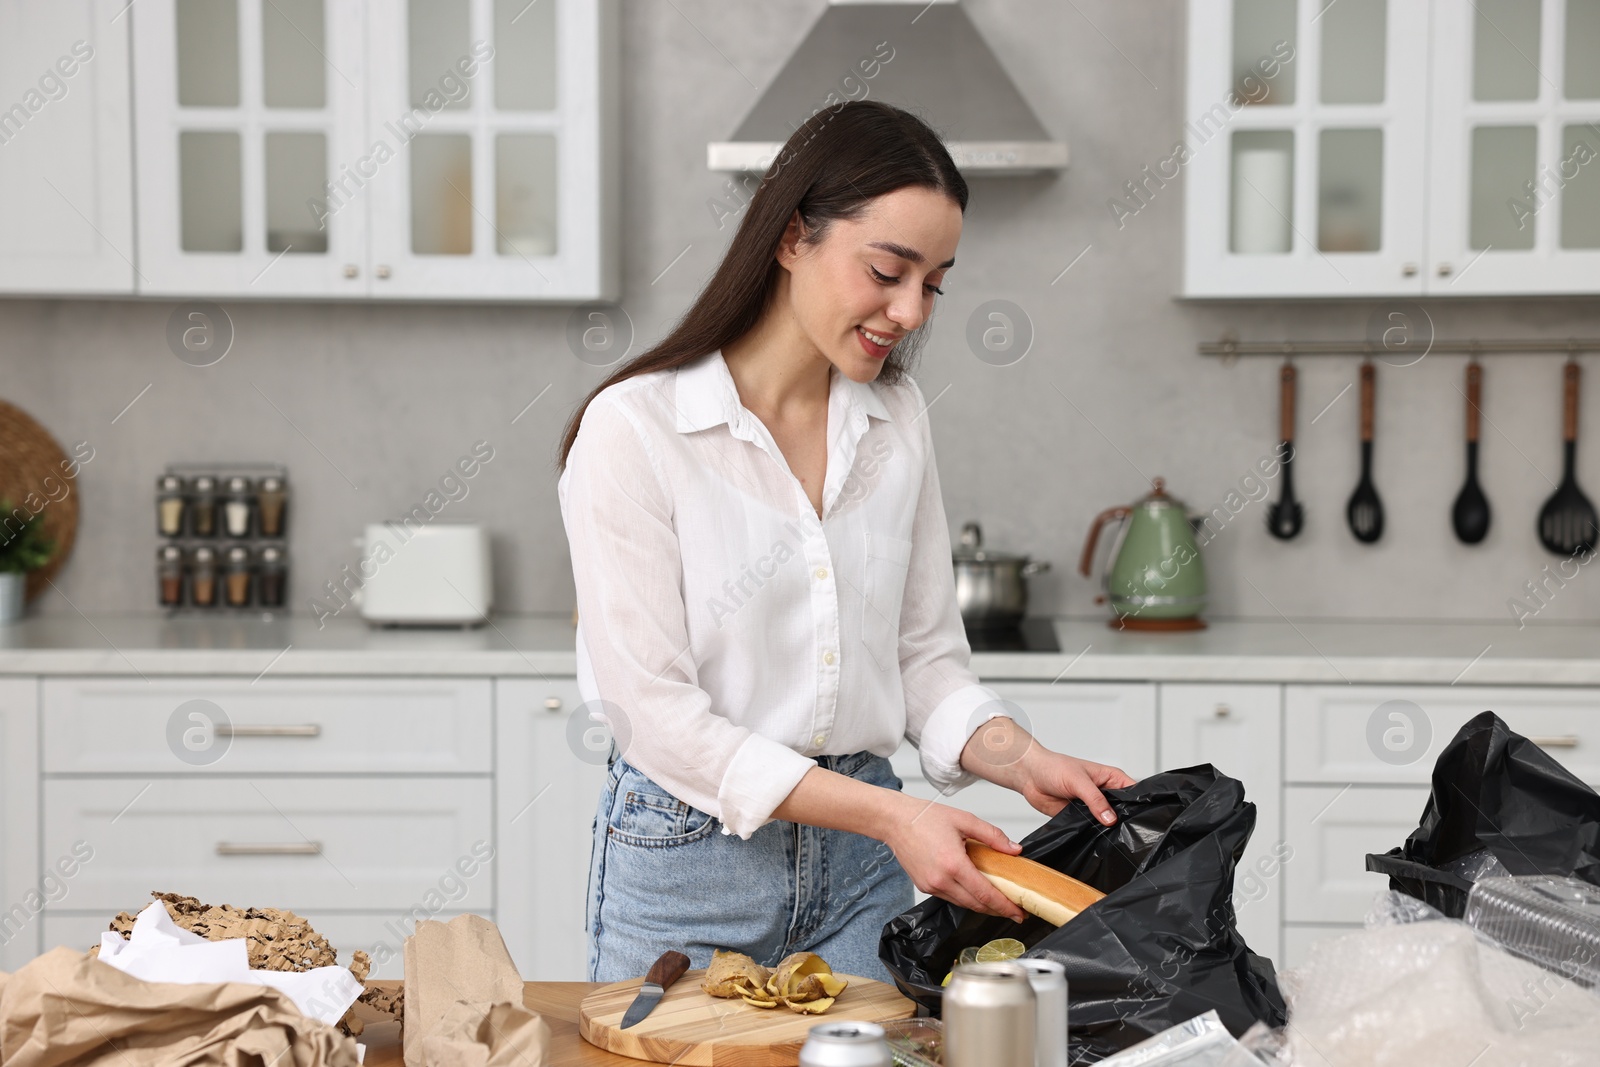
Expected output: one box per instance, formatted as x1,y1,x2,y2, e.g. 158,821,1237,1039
1283,905,1600,1066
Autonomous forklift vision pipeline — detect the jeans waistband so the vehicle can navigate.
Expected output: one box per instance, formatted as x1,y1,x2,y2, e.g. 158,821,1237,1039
606,746,881,779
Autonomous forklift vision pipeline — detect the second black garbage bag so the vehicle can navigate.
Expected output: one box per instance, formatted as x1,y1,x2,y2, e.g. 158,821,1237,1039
879,765,1286,1063
1367,710,1600,917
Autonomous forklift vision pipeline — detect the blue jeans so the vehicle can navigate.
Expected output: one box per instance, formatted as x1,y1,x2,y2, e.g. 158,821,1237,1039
586,750,915,985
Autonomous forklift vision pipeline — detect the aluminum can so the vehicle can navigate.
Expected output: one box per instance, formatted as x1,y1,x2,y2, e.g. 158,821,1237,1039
943,961,1036,1067
799,1020,892,1066
1018,958,1068,1067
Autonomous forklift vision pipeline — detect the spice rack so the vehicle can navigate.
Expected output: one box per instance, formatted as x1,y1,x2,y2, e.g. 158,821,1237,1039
156,463,289,613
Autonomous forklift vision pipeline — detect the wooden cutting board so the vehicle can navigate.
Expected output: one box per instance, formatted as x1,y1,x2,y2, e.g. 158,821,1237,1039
578,968,914,1065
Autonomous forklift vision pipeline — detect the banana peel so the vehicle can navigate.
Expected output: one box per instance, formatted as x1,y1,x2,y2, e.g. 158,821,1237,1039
703,949,848,1014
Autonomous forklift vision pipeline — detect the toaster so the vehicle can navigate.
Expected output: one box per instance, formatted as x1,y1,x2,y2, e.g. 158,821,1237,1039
358,522,492,626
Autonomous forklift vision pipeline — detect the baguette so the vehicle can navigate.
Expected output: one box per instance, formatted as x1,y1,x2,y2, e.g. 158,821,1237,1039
965,841,1105,926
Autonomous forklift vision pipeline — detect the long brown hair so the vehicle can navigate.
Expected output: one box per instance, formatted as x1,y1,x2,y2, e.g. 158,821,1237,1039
556,100,969,469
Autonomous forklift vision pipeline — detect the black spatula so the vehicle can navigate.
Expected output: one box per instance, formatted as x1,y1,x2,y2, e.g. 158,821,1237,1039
1452,361,1491,544
1346,360,1384,544
1537,360,1597,557
1267,362,1303,540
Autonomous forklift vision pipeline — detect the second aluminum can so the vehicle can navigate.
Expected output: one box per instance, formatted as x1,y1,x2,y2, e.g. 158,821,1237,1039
944,961,1036,1067
1018,958,1068,1067
799,1020,892,1066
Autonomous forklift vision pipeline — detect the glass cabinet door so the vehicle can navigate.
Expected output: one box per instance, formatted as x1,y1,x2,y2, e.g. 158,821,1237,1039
133,0,367,296
365,0,599,299
1184,0,1428,296
1429,0,1600,293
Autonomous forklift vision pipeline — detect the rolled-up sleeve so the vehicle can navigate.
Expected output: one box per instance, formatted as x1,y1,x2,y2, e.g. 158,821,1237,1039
560,394,817,839
895,383,1005,794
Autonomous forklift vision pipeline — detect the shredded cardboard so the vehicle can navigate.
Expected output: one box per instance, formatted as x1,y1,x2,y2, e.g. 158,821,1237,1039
0,945,361,1066
91,891,400,1036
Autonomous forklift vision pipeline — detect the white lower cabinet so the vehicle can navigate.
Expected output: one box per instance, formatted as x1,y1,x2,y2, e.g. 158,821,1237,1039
1282,785,1428,925
1158,684,1284,962
0,678,40,972
494,679,608,981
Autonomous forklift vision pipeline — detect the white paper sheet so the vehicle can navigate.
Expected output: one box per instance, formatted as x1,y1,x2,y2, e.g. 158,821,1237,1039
96,902,365,1028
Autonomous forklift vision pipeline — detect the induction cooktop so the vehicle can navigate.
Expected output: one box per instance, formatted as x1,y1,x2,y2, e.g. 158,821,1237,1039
963,617,1062,653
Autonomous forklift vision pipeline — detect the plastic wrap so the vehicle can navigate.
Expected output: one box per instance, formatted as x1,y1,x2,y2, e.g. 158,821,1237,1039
1366,712,1600,917
1094,1011,1269,1067
882,1018,943,1067
879,766,1285,1063
1465,875,1600,988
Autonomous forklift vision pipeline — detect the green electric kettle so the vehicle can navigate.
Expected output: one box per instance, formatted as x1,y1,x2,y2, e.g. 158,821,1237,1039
1077,478,1208,631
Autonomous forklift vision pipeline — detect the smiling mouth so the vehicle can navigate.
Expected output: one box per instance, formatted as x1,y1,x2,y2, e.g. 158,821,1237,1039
859,327,899,346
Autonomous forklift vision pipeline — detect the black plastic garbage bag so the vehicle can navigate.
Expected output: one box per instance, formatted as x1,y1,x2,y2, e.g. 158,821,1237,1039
879,766,1285,1064
1366,710,1600,917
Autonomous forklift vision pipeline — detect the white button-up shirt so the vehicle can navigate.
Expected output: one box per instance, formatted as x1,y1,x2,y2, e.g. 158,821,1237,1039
558,349,1003,840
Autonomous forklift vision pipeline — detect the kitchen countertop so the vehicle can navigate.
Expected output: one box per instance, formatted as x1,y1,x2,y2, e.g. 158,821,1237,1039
2,613,1599,685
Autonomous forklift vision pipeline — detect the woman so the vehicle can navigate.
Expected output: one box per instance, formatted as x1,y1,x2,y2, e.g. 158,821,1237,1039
557,100,1134,985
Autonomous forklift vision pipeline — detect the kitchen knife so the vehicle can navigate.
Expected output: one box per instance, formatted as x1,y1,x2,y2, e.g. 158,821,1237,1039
619,950,691,1029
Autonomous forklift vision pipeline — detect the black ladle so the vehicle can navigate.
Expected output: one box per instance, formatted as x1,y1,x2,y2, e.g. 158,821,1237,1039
1267,362,1303,539
1537,360,1598,556
1452,361,1491,544
1346,360,1384,543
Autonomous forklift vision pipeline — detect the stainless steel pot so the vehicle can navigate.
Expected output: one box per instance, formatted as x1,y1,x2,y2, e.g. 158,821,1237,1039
952,522,1050,630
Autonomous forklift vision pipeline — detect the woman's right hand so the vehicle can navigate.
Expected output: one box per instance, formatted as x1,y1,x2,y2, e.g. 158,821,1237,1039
879,794,1028,922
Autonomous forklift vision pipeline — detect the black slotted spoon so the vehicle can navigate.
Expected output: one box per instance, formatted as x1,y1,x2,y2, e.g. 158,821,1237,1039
1346,360,1384,543
1537,360,1598,556
1267,362,1303,539
1452,360,1491,544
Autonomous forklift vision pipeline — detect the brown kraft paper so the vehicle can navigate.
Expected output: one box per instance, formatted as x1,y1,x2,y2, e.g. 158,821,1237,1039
0,946,361,1066
402,914,547,1067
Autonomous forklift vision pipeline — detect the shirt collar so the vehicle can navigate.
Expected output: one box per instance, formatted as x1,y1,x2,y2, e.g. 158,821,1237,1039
674,349,892,434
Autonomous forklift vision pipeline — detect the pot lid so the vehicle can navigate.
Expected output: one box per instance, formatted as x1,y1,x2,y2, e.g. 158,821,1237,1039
952,521,1028,563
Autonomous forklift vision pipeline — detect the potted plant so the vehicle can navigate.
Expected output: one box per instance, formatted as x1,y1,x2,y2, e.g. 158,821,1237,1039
0,499,55,623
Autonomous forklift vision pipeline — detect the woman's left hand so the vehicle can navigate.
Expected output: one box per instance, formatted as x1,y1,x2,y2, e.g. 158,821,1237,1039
959,716,1136,826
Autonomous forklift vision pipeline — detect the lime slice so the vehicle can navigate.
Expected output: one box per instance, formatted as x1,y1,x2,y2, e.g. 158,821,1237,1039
957,946,980,965
975,938,1027,963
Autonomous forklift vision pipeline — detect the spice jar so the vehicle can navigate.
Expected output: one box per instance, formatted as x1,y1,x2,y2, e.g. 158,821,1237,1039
224,545,253,607
190,474,219,537
257,475,288,538
258,545,287,607
191,546,219,608
158,545,184,606
222,476,254,538
157,475,187,537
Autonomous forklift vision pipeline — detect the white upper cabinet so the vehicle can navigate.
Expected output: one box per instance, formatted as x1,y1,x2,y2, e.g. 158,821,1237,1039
129,0,617,301
1187,0,1600,297
1185,0,1430,297
1427,0,1600,294
132,0,369,297
0,0,135,295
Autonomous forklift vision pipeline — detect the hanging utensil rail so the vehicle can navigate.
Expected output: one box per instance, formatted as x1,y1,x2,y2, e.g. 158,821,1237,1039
1199,338,1600,359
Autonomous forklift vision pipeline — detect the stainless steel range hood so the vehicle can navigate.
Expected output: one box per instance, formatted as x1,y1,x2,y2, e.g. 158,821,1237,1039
709,0,1068,177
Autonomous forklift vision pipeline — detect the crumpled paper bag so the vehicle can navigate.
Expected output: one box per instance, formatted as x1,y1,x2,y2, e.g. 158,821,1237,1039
0,946,361,1066
403,914,545,1067
419,1000,551,1066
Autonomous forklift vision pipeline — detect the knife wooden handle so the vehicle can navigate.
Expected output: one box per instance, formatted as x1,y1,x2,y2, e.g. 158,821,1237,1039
647,950,691,989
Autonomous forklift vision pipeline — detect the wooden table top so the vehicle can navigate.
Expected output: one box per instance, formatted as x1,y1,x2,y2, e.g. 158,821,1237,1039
359,981,663,1066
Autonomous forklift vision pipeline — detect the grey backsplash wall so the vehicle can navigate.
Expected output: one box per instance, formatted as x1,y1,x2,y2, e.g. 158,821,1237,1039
5,0,1600,625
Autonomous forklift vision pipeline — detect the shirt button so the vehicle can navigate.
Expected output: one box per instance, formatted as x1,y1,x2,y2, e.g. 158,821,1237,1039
822,651,836,666
813,734,827,747
814,567,828,580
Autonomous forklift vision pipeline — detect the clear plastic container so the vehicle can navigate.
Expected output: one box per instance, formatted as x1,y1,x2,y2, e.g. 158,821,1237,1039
1464,875,1600,987
882,1018,943,1067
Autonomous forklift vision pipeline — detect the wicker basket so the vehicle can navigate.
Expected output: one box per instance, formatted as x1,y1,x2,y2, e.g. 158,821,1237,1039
0,398,80,603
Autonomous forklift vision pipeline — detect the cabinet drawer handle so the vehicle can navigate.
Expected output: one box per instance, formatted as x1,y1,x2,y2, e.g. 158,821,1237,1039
216,841,322,856
1530,735,1580,749
544,697,563,712
1214,704,1231,718
217,724,322,738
